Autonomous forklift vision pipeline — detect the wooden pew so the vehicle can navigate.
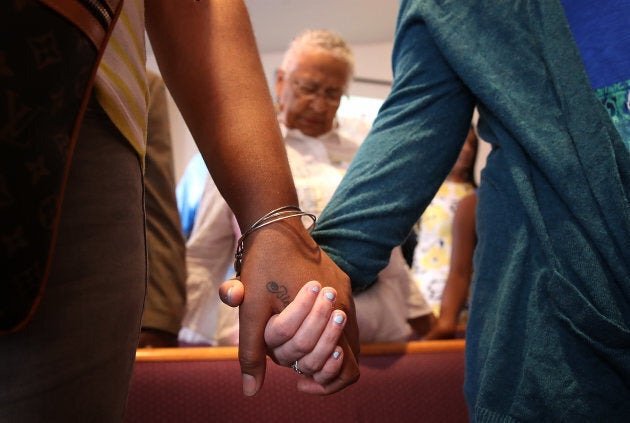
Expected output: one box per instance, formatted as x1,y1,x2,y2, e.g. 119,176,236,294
124,340,468,423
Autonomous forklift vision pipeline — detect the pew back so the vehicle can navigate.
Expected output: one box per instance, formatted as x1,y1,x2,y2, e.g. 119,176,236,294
124,340,468,423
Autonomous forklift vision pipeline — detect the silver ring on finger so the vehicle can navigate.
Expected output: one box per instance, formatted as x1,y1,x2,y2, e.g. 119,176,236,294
291,360,304,375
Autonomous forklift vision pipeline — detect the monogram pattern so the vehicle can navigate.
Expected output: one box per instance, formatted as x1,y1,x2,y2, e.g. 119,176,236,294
0,0,97,332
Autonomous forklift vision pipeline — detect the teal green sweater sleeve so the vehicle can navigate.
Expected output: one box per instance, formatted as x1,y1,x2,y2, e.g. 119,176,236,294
313,3,475,290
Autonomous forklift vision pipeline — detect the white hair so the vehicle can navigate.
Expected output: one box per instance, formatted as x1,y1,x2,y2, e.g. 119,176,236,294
280,29,355,83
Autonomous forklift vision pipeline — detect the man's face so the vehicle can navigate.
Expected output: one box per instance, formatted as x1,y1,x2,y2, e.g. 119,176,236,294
276,50,350,137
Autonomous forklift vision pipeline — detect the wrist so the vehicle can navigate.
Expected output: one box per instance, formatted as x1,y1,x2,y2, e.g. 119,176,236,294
234,206,316,276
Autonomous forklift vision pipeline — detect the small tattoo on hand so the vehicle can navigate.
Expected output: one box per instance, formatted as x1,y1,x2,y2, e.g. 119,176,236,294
266,281,291,307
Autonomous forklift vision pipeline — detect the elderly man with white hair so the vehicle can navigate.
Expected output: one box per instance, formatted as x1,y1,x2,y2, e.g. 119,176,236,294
177,29,434,348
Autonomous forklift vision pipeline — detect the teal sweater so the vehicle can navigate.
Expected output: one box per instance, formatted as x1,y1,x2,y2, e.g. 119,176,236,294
313,1,630,421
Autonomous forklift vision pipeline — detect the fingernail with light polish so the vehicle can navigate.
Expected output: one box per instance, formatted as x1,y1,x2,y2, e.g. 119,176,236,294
332,350,341,360
325,291,335,301
333,313,344,324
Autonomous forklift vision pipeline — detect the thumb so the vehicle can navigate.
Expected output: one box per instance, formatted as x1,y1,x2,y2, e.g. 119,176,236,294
219,277,245,307
237,298,270,396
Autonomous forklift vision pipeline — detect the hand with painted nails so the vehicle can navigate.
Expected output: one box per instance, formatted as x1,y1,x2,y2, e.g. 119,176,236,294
217,224,360,397
220,277,352,394
265,281,348,391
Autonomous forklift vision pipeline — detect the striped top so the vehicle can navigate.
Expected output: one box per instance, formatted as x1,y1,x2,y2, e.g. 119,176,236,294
94,0,148,159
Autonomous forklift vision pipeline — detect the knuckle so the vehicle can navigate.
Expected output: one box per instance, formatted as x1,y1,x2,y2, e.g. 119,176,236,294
274,323,294,340
238,350,261,372
292,338,315,356
301,358,323,375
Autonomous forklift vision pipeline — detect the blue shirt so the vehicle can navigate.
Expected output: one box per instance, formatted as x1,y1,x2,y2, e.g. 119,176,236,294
562,0,630,150
176,153,208,239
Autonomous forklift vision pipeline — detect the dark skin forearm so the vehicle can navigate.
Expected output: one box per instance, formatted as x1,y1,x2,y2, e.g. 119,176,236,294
146,0,359,396
146,0,297,228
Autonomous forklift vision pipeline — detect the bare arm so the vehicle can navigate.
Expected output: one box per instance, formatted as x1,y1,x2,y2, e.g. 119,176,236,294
424,192,477,340
145,0,359,396
145,0,295,226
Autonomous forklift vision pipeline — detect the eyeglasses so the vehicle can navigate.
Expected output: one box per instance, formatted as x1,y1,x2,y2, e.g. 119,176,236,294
290,78,344,106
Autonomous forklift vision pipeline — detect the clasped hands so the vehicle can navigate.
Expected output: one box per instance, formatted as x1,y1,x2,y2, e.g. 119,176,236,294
217,224,360,396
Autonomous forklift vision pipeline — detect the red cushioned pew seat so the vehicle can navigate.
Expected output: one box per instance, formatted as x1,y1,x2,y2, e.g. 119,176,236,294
124,340,468,423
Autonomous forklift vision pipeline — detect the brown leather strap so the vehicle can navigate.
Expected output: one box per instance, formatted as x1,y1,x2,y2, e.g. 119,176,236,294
39,0,122,49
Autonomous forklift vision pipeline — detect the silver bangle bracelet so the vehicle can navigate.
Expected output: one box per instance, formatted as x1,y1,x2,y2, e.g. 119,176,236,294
233,206,316,276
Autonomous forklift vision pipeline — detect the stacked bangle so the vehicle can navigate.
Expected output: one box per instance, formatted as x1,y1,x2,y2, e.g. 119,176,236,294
233,206,316,276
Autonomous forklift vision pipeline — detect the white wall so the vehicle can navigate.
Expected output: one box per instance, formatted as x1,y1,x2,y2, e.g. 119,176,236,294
147,41,394,183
